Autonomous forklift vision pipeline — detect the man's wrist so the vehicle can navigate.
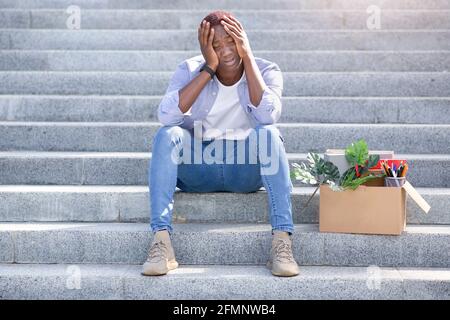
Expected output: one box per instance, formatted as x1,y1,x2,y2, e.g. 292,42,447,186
201,64,216,78
242,52,254,64
207,64,218,73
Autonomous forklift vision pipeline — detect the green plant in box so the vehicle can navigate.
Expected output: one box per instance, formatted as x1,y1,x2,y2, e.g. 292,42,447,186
339,139,382,190
290,152,340,186
290,139,385,211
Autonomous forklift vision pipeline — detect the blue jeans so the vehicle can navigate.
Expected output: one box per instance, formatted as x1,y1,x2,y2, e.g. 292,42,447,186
149,124,294,235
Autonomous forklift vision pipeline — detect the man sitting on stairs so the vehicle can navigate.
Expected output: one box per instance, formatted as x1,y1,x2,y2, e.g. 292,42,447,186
142,10,300,277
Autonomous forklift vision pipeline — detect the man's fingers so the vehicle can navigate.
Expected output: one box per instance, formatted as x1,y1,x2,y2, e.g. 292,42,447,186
208,27,214,45
200,21,206,45
230,16,243,30
223,23,240,38
200,20,207,46
223,16,242,31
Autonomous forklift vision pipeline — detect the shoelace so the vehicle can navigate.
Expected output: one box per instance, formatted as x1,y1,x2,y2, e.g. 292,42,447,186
147,240,168,263
273,239,296,263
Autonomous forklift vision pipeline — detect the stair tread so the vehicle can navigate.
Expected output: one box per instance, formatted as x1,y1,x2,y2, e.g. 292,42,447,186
1,263,448,299
1,222,449,233
1,263,449,279
0,184,449,194
0,150,449,158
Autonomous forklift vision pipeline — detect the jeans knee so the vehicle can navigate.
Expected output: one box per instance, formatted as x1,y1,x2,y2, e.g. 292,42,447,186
154,125,186,146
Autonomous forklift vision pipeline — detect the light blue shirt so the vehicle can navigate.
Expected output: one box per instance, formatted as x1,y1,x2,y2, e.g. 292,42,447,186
157,55,284,130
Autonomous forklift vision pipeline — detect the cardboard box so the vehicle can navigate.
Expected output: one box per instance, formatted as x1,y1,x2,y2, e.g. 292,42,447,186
319,181,430,235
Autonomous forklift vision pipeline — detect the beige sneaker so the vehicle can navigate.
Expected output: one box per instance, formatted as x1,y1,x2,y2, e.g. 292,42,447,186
266,230,300,277
142,230,179,276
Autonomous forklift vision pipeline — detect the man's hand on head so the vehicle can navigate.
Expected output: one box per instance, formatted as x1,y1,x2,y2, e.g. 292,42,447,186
198,20,219,71
220,15,253,59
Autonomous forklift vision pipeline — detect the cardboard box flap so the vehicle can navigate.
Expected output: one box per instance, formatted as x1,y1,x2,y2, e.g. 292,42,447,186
402,181,431,214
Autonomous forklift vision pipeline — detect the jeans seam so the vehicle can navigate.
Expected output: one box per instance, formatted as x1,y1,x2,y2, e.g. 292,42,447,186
261,173,278,228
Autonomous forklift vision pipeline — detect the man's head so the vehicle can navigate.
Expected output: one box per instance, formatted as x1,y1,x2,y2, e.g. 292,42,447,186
202,11,242,71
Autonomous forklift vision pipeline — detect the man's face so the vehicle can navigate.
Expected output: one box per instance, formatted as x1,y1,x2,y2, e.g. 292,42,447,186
212,25,241,70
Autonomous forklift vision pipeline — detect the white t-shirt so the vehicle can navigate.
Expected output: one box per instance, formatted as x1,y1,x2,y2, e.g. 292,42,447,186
199,71,254,141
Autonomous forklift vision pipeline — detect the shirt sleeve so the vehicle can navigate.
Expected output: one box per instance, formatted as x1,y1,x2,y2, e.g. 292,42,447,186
246,62,283,125
157,61,191,126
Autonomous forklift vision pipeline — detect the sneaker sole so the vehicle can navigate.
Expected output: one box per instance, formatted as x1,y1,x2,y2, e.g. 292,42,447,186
266,261,300,277
141,260,179,276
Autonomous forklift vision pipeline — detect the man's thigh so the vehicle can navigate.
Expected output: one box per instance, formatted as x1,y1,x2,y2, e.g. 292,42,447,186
223,162,263,193
177,162,225,192
175,133,225,192
223,138,263,193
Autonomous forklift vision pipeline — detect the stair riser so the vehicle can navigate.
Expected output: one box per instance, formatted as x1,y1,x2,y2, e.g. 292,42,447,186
1,0,449,10
2,30,450,50
0,155,447,187
0,225,448,266
0,123,448,154
0,264,447,300
2,10,450,29
1,96,449,124
2,72,449,96
2,51,450,72
0,188,447,224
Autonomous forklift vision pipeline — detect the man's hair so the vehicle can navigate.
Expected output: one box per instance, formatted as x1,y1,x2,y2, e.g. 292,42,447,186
202,10,233,27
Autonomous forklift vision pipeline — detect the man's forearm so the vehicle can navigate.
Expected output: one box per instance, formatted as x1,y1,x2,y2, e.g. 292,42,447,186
178,69,214,113
243,53,266,107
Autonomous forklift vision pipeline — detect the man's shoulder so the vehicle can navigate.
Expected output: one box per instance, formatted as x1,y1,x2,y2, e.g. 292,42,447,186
253,56,281,72
178,55,206,73
178,55,280,73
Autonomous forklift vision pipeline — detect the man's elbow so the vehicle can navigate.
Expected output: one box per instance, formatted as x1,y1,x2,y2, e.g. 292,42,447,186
157,106,184,126
254,97,282,125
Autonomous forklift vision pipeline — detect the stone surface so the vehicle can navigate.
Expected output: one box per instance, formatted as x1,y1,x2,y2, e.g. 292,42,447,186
2,51,450,72
1,10,450,30
0,151,448,187
0,185,448,225
0,0,449,301
0,264,448,300
0,0,449,10
0,223,448,267
1,30,450,50
1,71,450,96
0,122,449,153
0,95,449,124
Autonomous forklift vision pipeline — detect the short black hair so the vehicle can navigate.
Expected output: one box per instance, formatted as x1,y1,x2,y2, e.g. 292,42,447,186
202,10,233,27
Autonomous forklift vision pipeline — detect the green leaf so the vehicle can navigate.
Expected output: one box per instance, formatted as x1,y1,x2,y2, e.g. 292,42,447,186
345,139,369,166
341,174,384,190
290,152,340,186
367,154,380,168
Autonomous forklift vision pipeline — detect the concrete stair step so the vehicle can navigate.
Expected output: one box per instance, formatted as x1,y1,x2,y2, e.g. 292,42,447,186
1,0,449,10
0,185,448,225
1,95,450,124
0,263,448,300
0,151,447,187
2,50,450,72
1,71,449,96
1,30,449,50
0,222,448,266
0,122,448,154
2,9,450,29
